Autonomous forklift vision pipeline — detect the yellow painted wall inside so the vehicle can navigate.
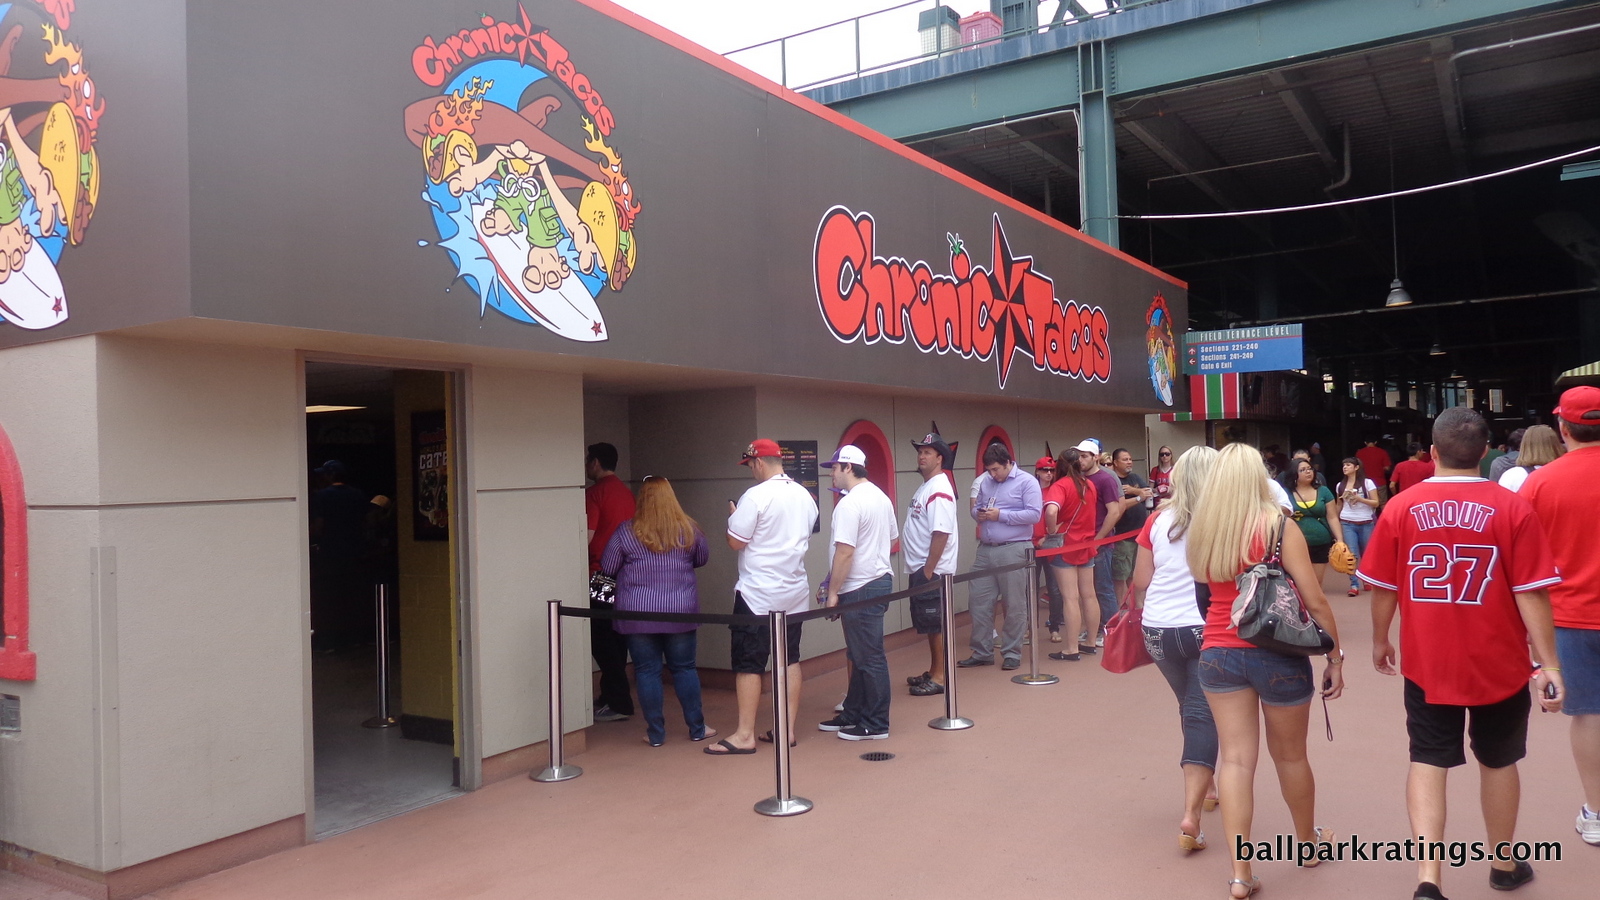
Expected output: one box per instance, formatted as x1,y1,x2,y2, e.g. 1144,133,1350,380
393,370,458,734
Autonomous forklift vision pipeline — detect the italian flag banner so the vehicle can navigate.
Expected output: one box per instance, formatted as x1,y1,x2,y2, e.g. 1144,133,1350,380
1160,374,1240,422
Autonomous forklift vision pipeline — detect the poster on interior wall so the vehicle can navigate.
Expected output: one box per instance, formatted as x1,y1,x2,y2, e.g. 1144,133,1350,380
412,411,449,541
777,440,820,533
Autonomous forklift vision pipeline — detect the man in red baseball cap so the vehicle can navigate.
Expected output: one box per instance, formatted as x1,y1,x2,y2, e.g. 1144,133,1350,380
705,438,818,755
1523,384,1600,847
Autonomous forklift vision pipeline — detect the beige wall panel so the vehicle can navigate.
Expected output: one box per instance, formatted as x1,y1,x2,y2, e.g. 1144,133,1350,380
102,501,303,866
0,510,101,867
1144,417,1208,465
95,338,300,504
471,488,587,757
470,368,583,492
582,392,631,481
629,389,756,666
0,337,101,506
467,367,586,756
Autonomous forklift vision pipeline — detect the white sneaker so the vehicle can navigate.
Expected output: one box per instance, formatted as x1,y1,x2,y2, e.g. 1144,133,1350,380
1095,631,1105,648
1578,807,1600,846
834,696,845,713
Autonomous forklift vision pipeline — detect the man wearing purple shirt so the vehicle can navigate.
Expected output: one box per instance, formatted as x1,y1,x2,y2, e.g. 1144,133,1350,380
957,442,1042,671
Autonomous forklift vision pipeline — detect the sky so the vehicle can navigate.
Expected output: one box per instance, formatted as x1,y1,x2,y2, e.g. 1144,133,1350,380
609,0,1112,87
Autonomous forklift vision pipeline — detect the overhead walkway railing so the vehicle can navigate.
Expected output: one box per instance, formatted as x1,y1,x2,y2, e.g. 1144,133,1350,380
723,0,1175,93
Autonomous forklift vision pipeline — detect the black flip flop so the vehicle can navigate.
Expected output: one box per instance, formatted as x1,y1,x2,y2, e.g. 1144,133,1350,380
702,739,756,756
757,730,797,748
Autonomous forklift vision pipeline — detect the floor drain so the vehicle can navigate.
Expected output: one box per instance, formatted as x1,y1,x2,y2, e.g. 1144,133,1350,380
860,751,895,762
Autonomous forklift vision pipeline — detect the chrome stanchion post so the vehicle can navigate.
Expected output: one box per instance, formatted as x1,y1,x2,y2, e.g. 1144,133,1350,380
930,572,973,730
1012,551,1059,686
362,584,398,728
755,610,812,816
532,599,582,782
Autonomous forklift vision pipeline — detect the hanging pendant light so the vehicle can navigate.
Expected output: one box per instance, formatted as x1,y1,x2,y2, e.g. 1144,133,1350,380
1384,143,1412,307
1429,341,1444,356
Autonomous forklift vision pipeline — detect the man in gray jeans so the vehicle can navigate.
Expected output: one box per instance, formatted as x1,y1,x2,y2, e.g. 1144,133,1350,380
958,443,1042,671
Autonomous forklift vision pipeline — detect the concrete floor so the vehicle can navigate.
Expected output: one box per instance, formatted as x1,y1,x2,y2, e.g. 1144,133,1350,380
5,573,1595,899
311,646,458,837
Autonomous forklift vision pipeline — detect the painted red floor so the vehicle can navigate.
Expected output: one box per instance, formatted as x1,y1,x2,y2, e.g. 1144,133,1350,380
11,581,1599,899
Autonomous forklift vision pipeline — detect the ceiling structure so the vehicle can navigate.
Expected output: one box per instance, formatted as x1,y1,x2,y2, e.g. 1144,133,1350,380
819,1,1600,420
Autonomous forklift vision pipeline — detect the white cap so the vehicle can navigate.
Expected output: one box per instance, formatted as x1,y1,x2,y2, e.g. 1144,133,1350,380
1073,438,1101,454
825,444,868,467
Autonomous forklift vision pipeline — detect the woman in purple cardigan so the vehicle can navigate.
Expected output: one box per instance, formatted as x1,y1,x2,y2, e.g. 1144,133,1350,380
600,477,717,746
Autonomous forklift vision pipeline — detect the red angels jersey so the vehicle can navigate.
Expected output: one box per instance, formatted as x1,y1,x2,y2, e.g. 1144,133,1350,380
1357,477,1560,705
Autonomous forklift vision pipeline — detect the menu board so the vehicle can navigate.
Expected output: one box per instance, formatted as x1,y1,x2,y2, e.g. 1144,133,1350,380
777,440,820,533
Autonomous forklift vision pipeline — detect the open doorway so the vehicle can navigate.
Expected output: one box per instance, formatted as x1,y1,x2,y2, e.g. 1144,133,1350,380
305,361,462,836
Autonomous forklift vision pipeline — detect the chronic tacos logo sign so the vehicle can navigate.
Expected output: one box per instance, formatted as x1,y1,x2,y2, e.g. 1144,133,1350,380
814,207,1110,388
0,1,103,332
406,5,637,342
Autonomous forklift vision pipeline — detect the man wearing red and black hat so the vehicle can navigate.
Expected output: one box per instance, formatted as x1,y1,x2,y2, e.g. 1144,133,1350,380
1523,385,1600,847
704,439,819,755
904,427,960,696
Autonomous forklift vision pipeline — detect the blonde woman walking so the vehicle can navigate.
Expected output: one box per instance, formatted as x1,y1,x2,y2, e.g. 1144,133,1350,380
1187,443,1346,899
1132,446,1220,852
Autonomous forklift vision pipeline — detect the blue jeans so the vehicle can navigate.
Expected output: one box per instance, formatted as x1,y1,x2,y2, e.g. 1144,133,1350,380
1199,646,1314,707
625,631,708,745
839,574,893,732
1342,520,1375,589
1094,543,1116,630
1143,625,1217,770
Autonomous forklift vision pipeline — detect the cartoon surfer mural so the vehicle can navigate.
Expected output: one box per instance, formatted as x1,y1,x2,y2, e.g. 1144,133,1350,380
0,1,102,332
406,7,638,342
1146,294,1177,407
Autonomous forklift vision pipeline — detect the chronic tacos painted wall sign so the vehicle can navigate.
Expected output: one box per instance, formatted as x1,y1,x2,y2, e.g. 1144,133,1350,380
0,0,103,332
405,5,637,342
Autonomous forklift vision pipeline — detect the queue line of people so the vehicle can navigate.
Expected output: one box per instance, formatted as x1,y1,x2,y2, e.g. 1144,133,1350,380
586,393,1600,900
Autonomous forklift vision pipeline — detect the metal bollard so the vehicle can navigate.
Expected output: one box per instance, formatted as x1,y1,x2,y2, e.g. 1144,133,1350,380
929,572,974,730
532,600,582,783
754,610,812,816
362,584,398,728
1012,553,1059,686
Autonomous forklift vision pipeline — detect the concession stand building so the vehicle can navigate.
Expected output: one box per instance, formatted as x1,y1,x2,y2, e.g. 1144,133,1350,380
0,0,1185,893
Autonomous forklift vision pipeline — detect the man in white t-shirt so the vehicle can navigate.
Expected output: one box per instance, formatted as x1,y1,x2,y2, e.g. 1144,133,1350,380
815,445,898,740
705,439,818,756
904,429,960,696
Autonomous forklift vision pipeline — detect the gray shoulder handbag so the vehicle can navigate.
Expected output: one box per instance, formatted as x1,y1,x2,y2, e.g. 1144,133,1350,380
1229,518,1335,657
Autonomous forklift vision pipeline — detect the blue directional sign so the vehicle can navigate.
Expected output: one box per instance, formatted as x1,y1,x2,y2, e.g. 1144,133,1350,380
1182,325,1303,375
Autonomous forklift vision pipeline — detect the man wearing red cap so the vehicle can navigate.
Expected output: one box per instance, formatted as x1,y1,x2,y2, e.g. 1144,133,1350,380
1523,385,1600,846
704,439,818,755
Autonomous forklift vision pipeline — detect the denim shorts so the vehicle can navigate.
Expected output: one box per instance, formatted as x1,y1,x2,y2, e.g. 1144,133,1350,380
1199,646,1315,707
1556,627,1600,716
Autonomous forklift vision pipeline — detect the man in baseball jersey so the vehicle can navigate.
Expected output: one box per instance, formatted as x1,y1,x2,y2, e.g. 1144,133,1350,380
704,439,818,756
904,428,960,696
1360,407,1564,899
1523,385,1600,848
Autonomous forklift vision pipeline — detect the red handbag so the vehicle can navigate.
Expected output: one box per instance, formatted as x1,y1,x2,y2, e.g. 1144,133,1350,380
1100,587,1154,674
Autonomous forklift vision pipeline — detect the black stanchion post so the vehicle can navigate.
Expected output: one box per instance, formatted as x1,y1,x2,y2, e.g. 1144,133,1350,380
929,572,973,730
1012,550,1059,686
754,610,812,816
362,584,398,728
532,600,582,783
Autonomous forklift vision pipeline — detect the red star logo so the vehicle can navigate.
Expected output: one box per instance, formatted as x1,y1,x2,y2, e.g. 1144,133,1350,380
591,320,603,336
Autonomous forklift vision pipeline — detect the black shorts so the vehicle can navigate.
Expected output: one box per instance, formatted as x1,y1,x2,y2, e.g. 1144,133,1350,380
730,592,804,674
1306,541,1331,565
1404,678,1531,769
909,569,943,635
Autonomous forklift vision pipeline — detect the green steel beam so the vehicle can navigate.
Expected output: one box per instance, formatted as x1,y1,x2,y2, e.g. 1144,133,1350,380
822,0,1584,141
1078,42,1119,246
827,54,1077,143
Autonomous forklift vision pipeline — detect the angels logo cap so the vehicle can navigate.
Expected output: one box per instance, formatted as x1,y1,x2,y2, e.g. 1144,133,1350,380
739,438,783,465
